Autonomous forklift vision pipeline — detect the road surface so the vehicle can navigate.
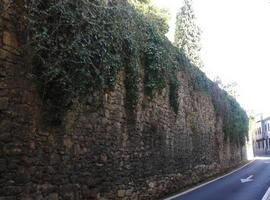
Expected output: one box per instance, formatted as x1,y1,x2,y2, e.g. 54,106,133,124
168,157,270,200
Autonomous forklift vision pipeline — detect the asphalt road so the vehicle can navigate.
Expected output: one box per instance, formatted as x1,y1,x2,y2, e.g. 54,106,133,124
169,158,270,200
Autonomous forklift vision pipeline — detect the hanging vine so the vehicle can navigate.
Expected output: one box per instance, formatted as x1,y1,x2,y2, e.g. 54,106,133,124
17,0,248,142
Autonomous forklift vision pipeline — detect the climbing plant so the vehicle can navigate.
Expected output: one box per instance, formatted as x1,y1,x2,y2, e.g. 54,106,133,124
19,0,248,142
22,0,178,124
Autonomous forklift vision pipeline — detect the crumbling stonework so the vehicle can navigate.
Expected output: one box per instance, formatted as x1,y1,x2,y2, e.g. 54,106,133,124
0,1,247,200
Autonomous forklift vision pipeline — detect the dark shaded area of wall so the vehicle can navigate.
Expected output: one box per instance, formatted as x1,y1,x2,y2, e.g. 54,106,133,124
0,1,246,199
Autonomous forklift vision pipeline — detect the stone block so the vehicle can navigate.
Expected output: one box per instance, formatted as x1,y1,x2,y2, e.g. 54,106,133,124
2,31,17,49
0,159,6,172
47,193,58,200
0,97,8,110
117,190,125,198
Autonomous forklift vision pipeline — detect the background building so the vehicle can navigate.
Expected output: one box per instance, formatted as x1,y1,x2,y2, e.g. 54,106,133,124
253,115,270,155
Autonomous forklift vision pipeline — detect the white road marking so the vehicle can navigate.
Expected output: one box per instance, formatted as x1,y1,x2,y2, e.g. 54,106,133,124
240,175,254,183
261,186,270,200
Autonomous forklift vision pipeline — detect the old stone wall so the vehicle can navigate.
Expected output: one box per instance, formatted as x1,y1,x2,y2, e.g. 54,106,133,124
62,70,244,200
0,1,246,200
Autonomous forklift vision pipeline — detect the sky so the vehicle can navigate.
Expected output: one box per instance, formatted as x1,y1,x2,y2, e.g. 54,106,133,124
152,0,270,117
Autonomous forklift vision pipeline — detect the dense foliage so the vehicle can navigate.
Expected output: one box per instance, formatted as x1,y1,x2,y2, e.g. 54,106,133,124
132,0,170,35
20,0,248,142
23,0,178,123
174,0,203,68
211,84,248,144
185,65,248,144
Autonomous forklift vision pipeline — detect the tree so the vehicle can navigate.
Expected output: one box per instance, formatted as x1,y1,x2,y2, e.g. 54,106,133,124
174,0,203,68
130,0,170,35
223,81,239,98
214,76,239,98
146,6,170,35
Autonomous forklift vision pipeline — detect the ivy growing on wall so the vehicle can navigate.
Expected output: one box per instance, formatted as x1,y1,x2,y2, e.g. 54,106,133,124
22,0,179,124
181,58,248,144
20,0,248,142
211,84,248,144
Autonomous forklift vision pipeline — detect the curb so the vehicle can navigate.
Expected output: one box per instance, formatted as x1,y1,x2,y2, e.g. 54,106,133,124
164,160,255,200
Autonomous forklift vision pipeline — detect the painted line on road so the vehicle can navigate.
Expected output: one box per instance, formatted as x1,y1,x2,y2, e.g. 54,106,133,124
262,187,270,200
164,160,255,200
240,174,254,183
